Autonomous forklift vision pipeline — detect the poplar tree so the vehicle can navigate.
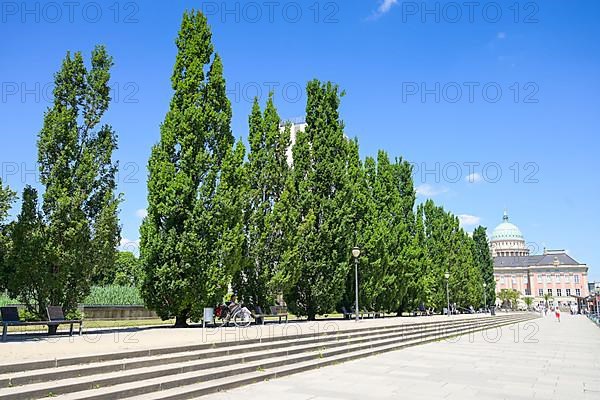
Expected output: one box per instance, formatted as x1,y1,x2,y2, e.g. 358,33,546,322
35,46,120,321
141,11,236,326
233,94,290,309
6,187,50,319
421,201,484,311
0,179,15,292
359,152,417,313
472,225,495,306
282,80,351,320
340,139,369,311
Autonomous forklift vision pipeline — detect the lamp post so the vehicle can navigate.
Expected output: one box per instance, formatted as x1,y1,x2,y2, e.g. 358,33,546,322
352,247,361,322
444,271,450,316
483,282,487,312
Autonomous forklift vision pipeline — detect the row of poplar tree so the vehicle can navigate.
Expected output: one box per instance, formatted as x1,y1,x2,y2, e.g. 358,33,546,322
0,10,495,325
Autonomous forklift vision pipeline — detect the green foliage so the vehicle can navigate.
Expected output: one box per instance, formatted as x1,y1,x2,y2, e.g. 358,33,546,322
472,226,495,306
0,292,17,307
84,285,143,305
232,94,290,309
0,179,16,293
356,151,419,313
2,15,502,323
93,251,141,286
419,200,484,311
12,45,122,321
113,251,141,286
498,288,520,309
141,10,237,326
65,309,84,320
19,308,40,322
279,80,352,320
5,187,50,319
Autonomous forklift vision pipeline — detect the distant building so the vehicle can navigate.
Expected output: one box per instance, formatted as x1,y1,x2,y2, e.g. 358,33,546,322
280,119,307,165
491,211,589,308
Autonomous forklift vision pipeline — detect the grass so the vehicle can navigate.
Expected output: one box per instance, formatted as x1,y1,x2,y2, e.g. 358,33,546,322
2,286,144,307
83,285,144,306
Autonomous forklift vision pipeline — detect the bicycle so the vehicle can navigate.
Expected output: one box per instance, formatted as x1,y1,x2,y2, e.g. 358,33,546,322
215,303,252,328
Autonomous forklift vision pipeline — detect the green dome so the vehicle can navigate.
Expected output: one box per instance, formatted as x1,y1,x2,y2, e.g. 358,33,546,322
491,211,524,241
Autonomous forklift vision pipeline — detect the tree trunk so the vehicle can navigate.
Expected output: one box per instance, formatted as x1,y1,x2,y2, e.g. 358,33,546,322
307,305,316,321
174,315,189,328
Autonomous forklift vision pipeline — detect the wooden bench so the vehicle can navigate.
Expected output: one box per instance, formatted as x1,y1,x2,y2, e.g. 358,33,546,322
1,306,83,342
254,305,288,324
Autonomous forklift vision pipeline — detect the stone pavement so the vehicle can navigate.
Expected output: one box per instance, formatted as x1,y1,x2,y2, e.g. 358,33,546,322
203,313,600,400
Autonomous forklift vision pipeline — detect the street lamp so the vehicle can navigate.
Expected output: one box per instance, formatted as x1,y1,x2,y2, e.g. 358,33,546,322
352,247,361,322
444,271,450,316
483,282,488,312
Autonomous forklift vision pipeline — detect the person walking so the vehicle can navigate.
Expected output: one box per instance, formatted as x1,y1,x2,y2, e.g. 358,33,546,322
555,307,561,322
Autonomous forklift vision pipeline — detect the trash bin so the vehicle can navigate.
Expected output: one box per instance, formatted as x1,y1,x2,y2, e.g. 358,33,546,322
490,306,496,316
203,307,214,328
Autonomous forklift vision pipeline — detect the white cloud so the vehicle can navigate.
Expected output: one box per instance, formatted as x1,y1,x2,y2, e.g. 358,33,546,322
465,172,483,184
119,237,140,254
370,0,398,18
416,184,448,197
135,208,148,219
458,214,481,227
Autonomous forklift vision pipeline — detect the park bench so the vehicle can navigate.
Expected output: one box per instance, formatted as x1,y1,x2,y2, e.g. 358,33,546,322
253,305,288,324
360,310,376,319
341,306,354,320
1,306,83,342
341,306,377,320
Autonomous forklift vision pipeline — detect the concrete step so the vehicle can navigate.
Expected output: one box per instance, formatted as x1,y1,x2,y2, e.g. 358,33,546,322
0,314,536,399
0,317,495,388
1,314,528,389
56,315,537,400
0,314,525,375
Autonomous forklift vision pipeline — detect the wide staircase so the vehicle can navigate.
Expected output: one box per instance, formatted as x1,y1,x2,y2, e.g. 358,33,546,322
0,313,537,399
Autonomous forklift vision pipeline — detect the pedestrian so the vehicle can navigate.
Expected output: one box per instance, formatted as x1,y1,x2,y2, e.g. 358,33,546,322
555,307,561,322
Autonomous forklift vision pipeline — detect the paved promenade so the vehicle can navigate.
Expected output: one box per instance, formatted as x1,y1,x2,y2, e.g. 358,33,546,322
204,314,600,400
0,313,486,364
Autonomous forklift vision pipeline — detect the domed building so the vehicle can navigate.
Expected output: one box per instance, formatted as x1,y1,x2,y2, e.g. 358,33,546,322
490,211,529,257
491,211,589,310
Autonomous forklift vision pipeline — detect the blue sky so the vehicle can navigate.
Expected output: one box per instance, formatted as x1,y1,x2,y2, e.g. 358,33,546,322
1,1,598,280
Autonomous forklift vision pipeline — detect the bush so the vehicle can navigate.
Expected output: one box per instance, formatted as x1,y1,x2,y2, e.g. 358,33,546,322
83,285,144,306
0,291,17,307
19,308,39,322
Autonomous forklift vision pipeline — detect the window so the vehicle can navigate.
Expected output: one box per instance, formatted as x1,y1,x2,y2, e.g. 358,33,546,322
523,275,528,283
555,274,560,283
576,289,581,296
566,288,571,296
500,276,505,284
574,275,580,284
537,274,542,283
538,289,543,296
512,275,516,284
557,289,561,296
548,289,553,296
565,274,570,283
546,274,551,283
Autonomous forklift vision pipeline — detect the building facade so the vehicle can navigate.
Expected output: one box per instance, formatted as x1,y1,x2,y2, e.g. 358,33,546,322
491,212,589,308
